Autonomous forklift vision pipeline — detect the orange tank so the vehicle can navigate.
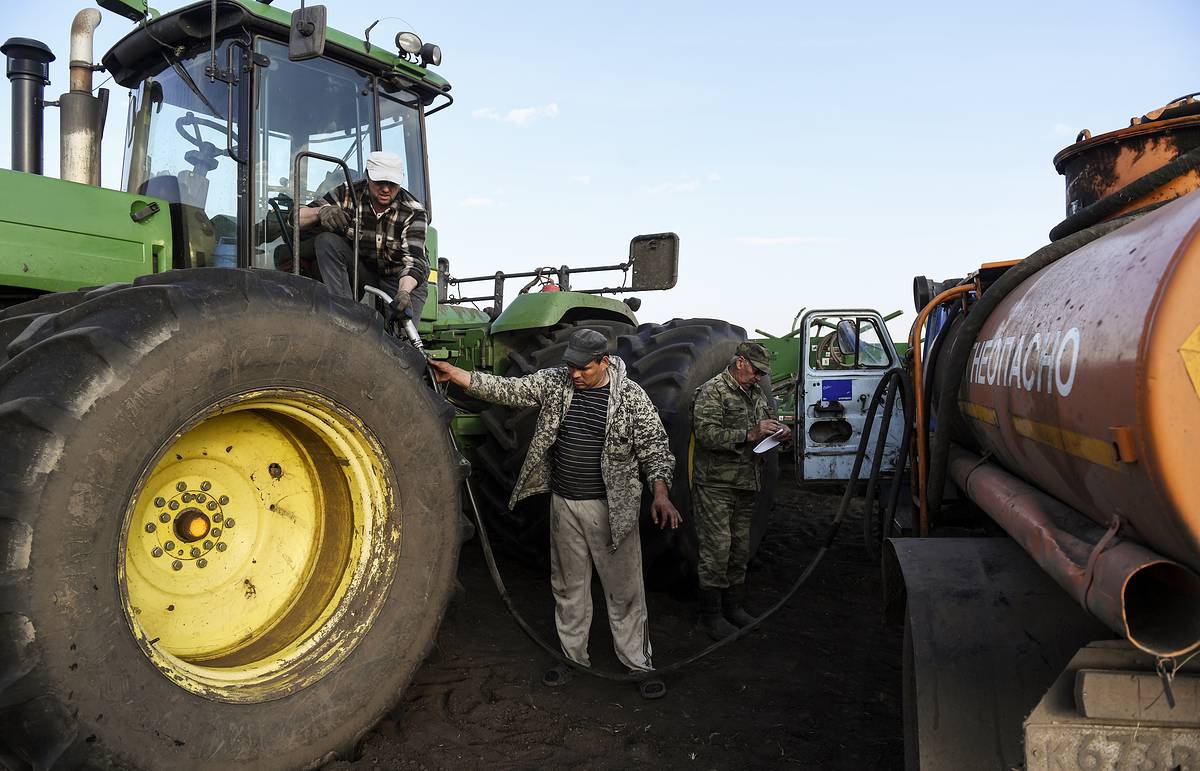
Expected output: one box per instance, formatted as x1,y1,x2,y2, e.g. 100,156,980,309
955,189,1200,573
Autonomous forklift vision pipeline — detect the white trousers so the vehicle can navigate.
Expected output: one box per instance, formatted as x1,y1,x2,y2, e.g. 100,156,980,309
549,494,653,672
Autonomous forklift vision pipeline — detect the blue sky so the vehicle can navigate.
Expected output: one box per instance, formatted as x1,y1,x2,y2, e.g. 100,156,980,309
5,1,1198,341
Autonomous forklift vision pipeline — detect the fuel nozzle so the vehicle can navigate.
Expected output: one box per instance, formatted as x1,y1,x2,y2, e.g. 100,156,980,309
401,309,423,353
362,285,424,352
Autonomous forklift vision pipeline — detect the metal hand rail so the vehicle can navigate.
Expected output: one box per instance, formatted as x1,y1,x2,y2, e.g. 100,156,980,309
291,151,361,290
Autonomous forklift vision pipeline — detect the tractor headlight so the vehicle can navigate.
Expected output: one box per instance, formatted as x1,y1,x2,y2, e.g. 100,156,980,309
420,42,442,67
396,32,423,55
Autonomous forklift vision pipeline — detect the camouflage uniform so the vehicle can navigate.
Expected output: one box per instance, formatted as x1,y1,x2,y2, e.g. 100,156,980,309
691,369,773,590
467,356,675,549
467,355,674,671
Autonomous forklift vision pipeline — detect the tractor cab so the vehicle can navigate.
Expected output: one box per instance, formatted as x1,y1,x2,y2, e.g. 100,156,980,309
104,1,446,280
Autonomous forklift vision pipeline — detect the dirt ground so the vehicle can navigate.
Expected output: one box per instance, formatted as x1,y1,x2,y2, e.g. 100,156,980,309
328,472,903,770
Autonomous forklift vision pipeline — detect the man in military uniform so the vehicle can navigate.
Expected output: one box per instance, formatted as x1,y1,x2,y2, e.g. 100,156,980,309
690,341,790,640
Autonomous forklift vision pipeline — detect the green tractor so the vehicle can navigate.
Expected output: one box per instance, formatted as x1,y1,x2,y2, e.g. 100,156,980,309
0,2,770,767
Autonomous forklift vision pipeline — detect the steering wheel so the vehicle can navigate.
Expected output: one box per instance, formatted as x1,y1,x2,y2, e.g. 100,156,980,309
815,331,849,368
175,112,231,152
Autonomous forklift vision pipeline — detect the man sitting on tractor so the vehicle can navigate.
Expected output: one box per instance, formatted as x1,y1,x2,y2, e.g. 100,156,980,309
296,151,429,318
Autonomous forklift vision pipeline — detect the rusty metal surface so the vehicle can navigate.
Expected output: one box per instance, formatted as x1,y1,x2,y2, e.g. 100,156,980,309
953,189,1200,573
1025,640,1200,771
1075,669,1200,723
885,537,1110,771
947,446,1200,658
1053,112,1200,218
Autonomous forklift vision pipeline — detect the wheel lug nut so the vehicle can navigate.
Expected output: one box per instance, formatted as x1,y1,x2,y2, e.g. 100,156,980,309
207,501,217,511
211,528,221,537
218,495,229,505
181,493,192,503
213,513,223,522
225,519,235,528
169,501,179,510
164,540,176,550
176,482,186,492
216,542,228,552
197,558,208,569
154,497,165,507
196,493,206,503
171,560,183,571
159,513,170,523
151,547,163,558
201,481,212,491
190,547,201,557
203,540,213,550
145,523,156,533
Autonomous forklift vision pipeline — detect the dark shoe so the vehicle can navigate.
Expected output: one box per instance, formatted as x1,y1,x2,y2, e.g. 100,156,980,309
541,662,574,687
699,587,738,640
722,585,756,628
637,677,667,700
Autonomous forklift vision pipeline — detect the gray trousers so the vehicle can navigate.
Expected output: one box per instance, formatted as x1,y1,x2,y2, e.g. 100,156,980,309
549,494,653,672
313,232,427,319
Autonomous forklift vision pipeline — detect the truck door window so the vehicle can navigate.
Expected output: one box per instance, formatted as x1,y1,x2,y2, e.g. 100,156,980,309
810,316,892,369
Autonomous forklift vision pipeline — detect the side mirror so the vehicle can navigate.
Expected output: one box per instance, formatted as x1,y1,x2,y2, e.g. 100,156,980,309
629,232,679,291
289,5,328,61
835,319,859,356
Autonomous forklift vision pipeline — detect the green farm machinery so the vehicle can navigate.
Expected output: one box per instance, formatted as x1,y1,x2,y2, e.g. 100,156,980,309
0,2,769,768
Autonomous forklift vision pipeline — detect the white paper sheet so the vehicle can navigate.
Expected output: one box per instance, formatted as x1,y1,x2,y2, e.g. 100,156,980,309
753,427,787,454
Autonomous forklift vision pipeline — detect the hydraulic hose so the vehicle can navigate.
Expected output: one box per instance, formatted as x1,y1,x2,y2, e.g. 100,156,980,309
924,208,1156,521
1048,144,1200,242
862,368,915,559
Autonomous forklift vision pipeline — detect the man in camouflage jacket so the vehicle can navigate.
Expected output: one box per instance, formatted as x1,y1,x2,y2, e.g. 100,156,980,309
691,341,790,640
430,329,680,697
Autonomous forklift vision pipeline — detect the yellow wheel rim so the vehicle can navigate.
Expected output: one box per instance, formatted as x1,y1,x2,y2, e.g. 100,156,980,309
118,389,396,703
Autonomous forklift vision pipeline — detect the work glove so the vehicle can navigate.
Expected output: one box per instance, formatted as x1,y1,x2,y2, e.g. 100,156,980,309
318,204,351,233
387,288,412,322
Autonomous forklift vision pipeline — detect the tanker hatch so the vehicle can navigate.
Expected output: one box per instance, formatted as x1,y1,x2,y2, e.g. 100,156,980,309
1052,93,1200,240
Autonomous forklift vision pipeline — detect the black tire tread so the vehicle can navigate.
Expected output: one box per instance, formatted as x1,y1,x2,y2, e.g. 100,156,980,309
0,268,459,770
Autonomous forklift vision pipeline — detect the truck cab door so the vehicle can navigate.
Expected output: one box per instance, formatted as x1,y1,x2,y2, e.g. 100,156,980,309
799,311,904,481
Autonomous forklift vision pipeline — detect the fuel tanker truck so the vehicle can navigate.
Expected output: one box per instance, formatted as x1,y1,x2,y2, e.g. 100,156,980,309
885,94,1200,770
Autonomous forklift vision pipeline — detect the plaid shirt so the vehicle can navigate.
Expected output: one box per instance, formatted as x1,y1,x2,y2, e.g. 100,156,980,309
309,180,428,282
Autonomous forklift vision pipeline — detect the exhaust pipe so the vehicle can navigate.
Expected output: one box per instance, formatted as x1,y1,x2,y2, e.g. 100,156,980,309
2,37,55,174
59,9,104,185
948,445,1200,659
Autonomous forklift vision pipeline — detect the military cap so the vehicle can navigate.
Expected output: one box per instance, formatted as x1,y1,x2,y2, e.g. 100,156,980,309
736,341,771,373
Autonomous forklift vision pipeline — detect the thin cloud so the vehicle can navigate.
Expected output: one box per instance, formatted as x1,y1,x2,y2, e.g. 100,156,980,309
736,236,843,246
461,196,495,207
472,103,560,126
642,179,701,195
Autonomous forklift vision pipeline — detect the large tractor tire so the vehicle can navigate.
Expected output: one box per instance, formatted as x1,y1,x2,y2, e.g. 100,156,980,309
619,319,779,590
0,269,462,770
472,320,635,565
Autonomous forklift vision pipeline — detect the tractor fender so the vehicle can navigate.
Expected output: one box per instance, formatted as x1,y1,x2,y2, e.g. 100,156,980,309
883,537,1109,771
489,291,636,335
